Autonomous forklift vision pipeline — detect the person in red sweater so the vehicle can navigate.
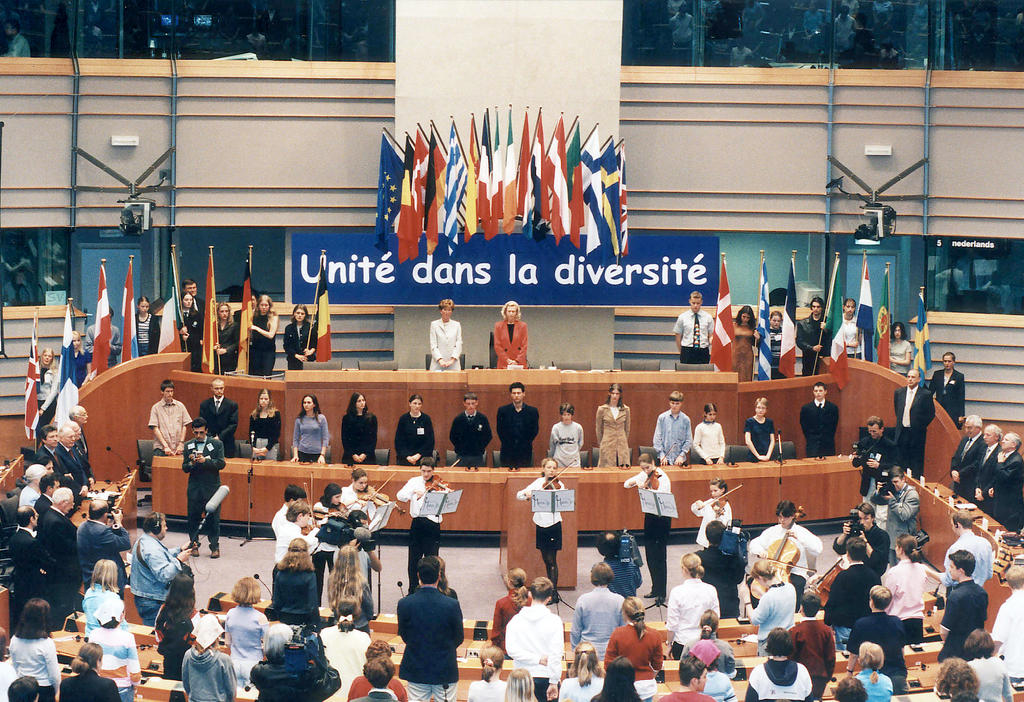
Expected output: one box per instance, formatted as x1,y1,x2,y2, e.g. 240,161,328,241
605,597,665,702
347,639,408,702
660,656,716,702
490,568,528,653
789,592,836,700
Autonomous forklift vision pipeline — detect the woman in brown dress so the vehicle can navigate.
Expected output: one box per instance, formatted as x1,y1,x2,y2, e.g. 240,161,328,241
596,383,631,467
733,305,756,382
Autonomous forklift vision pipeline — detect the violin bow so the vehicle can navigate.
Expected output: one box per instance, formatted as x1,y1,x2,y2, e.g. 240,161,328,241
542,465,572,489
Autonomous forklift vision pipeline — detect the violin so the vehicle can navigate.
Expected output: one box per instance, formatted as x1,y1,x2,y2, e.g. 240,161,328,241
425,474,451,492
698,483,743,518
542,466,570,490
644,470,661,491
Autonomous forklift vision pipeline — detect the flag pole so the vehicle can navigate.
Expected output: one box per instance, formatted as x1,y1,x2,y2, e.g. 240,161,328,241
305,250,325,353
208,245,219,375
814,251,841,375
860,250,867,357
582,122,598,148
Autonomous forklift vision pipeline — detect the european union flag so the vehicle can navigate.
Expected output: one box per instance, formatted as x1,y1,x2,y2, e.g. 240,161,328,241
374,132,405,252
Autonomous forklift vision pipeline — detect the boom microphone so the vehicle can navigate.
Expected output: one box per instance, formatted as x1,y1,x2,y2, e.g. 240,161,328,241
253,572,273,596
204,485,231,513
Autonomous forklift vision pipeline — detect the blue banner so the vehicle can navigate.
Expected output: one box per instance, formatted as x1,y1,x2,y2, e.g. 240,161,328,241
291,231,719,306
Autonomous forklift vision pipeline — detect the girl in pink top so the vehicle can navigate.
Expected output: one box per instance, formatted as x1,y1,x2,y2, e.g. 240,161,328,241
882,534,943,644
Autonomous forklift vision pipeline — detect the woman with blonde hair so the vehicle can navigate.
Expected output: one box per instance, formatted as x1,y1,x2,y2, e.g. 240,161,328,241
468,644,507,702
327,544,374,633
854,642,892,702
666,553,720,658
82,560,127,635
744,397,776,462
212,301,239,373
249,293,279,376
605,597,665,702
504,668,536,702
491,568,529,653
560,643,605,702
271,538,318,626
224,576,269,687
596,383,631,468
494,300,528,368
430,298,463,371
248,388,281,460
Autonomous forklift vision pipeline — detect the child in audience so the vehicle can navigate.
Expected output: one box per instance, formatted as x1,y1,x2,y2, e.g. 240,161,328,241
789,592,836,700
560,643,605,702
549,403,585,468
467,644,507,702
224,576,269,688
182,614,237,702
854,642,893,702
692,403,726,465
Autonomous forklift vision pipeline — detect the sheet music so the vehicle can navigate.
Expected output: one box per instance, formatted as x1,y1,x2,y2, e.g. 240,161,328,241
530,489,576,513
638,488,678,518
368,501,396,532
422,488,464,516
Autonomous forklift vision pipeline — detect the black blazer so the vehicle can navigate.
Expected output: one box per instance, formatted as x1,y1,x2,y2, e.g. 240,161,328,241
214,321,240,373
10,528,54,598
929,369,966,424
55,443,89,492
976,443,1002,503
199,397,239,458
37,506,81,586
182,436,226,497
797,315,832,375
341,413,378,464
799,400,839,457
397,585,464,685
59,669,121,702
496,403,539,463
893,386,936,439
993,452,1024,531
283,321,313,370
137,314,161,355
950,434,985,499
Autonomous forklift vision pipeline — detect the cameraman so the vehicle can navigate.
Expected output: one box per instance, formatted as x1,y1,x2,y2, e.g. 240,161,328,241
597,530,642,598
851,416,897,498
877,467,919,566
342,509,383,579
832,502,889,578
77,498,131,593
697,520,745,618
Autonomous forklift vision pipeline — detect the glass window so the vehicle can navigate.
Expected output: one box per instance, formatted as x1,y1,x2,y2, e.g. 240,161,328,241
1,229,71,306
927,236,1023,314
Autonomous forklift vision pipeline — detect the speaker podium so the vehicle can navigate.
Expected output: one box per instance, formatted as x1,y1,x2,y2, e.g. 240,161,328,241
499,475,578,589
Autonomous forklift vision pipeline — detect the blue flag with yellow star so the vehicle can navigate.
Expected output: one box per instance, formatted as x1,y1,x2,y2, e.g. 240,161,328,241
375,131,405,252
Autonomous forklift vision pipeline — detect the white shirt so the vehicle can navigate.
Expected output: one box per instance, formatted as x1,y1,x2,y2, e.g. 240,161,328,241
339,486,376,521
666,577,720,643
396,475,442,523
517,477,564,528
693,421,726,462
839,317,860,357
690,499,733,547
429,318,463,371
505,603,564,681
903,385,917,427
993,589,1024,677
271,504,288,541
19,485,40,508
624,468,671,493
749,523,822,571
273,518,319,563
673,309,713,349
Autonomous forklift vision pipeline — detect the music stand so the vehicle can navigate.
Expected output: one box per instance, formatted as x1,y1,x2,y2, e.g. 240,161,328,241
530,489,576,515
420,489,464,518
368,501,397,532
638,488,678,519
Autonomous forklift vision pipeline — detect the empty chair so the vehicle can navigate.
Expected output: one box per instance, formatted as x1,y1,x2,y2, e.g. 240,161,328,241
374,448,391,465
619,358,661,371
137,439,155,480
358,360,398,371
724,445,755,464
305,359,345,371
638,445,657,461
236,441,254,459
552,360,592,371
674,362,717,372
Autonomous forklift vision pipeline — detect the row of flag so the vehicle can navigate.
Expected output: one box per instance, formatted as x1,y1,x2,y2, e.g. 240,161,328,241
708,252,931,390
25,249,337,437
374,107,629,263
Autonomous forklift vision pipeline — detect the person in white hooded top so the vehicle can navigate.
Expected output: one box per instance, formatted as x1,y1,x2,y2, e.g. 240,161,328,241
505,577,564,702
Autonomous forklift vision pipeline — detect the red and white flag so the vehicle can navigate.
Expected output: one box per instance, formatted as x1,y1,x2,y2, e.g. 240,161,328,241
121,257,136,363
710,257,735,372
547,115,569,243
516,110,531,217
92,260,112,374
24,313,39,438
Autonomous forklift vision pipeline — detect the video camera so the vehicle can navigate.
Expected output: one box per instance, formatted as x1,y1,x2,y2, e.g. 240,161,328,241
317,511,376,551
845,509,864,537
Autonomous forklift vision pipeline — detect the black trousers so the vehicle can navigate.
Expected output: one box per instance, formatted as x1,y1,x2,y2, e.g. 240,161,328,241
45,579,82,630
249,349,276,377
644,513,671,598
313,549,334,602
680,347,711,364
532,677,550,702
898,430,927,478
407,517,440,593
187,485,220,549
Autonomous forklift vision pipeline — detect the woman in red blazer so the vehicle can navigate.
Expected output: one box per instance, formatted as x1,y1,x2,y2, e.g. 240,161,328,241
494,300,528,368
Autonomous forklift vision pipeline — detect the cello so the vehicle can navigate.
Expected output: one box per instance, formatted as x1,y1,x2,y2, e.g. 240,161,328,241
749,505,813,599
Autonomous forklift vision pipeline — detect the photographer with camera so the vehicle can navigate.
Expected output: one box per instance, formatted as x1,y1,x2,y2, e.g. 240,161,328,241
182,417,226,559
832,503,889,578
76,498,131,594
598,530,643,599
875,467,919,566
851,417,897,498
697,521,745,619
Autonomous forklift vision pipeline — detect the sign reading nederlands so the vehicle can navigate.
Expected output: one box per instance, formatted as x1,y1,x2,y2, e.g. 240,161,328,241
291,232,719,306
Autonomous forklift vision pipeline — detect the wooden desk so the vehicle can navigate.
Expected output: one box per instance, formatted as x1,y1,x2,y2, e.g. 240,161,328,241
153,457,861,531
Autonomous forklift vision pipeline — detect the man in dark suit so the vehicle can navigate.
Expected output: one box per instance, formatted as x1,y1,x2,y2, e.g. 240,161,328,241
852,416,898,498
929,352,966,428
69,405,91,470
496,382,539,469
33,472,58,514
800,381,840,458
33,424,60,471
55,424,92,497
9,506,54,626
397,555,463,702
448,392,492,468
183,417,226,558
950,415,985,500
797,296,831,375
893,369,935,478
975,424,1003,515
198,378,238,459
36,487,81,629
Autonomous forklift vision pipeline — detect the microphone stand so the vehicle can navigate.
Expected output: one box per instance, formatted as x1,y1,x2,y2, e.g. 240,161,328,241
238,432,272,547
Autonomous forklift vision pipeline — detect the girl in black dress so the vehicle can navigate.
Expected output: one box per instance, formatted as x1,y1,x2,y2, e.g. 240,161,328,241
179,293,203,372
394,394,434,465
283,304,315,370
342,392,378,465
249,294,279,377
248,388,282,460
213,301,239,374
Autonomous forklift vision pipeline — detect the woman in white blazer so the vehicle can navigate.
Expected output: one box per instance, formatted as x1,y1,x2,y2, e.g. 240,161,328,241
429,298,463,371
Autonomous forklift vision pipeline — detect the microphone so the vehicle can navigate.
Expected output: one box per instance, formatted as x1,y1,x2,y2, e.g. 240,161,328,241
252,572,273,596
397,580,405,597
204,485,230,513
250,431,256,444
106,445,140,471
